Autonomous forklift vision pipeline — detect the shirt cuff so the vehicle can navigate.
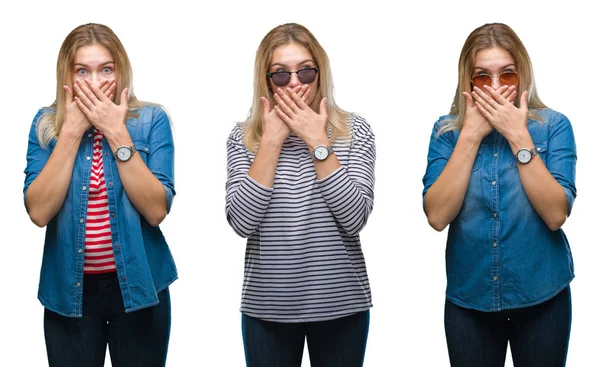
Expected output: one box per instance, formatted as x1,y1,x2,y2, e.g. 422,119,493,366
164,185,174,214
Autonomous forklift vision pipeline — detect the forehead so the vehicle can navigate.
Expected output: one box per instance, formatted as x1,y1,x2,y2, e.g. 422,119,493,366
473,47,515,69
270,43,313,67
74,44,113,65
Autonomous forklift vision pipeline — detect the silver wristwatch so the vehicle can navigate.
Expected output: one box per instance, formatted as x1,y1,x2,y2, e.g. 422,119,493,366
114,145,136,162
313,145,334,161
515,147,538,164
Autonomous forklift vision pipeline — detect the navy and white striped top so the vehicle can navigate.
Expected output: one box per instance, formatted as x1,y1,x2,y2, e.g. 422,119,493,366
226,114,375,322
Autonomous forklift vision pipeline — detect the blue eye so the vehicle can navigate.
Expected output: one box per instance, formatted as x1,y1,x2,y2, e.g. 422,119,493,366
103,67,112,74
77,69,87,75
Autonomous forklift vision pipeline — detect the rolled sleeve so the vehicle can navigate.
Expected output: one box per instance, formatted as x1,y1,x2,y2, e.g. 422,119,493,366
23,109,53,211
422,118,457,205
147,107,176,213
546,112,577,215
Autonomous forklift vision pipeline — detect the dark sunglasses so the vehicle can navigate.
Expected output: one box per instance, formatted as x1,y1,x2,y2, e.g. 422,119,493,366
471,71,519,90
267,67,319,87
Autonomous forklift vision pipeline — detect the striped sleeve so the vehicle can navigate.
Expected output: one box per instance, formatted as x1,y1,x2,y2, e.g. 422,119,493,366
316,116,376,235
225,126,273,238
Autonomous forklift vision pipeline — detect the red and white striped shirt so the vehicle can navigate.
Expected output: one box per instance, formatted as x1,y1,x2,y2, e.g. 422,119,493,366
84,130,116,274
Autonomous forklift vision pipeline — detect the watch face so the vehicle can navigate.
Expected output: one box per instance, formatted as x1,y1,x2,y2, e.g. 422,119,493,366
116,146,132,161
314,146,329,160
516,149,532,163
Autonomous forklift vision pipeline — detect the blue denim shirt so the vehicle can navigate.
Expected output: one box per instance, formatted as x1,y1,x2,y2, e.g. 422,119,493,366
24,105,177,318
422,109,576,312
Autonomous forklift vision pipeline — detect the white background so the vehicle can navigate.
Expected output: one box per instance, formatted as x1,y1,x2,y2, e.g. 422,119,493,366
1,0,598,366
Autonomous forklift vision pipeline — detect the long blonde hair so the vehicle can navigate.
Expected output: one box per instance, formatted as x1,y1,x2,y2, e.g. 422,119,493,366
37,23,146,148
444,23,547,133
243,23,349,151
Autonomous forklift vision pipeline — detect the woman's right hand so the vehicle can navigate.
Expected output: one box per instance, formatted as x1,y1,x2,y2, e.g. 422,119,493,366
462,84,516,141
61,79,116,137
260,84,310,146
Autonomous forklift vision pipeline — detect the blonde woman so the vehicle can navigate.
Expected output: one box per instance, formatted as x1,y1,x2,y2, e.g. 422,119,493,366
226,23,375,367
23,23,176,367
422,23,576,366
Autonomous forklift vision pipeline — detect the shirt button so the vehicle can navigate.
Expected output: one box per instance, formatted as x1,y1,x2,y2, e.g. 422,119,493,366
105,152,109,156
493,276,498,281
78,249,82,254
493,212,498,218
108,182,113,186
86,156,91,160
115,243,120,248
111,213,116,218
80,218,84,223
122,277,126,281
82,186,87,191
493,242,497,248
76,282,81,287
492,181,496,186
88,133,92,138
493,153,498,158
537,147,541,152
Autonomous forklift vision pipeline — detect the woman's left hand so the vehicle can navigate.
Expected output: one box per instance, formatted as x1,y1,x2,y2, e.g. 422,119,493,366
273,87,329,150
73,79,129,141
472,85,529,143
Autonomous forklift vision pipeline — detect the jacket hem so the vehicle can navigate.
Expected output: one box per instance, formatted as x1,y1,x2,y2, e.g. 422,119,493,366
446,276,574,312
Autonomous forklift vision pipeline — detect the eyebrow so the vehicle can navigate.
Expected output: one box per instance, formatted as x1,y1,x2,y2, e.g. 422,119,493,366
269,59,315,69
473,63,517,71
73,61,115,68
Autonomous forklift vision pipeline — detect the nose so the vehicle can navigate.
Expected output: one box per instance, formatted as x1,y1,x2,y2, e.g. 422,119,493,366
490,76,501,90
287,72,300,88
91,73,107,86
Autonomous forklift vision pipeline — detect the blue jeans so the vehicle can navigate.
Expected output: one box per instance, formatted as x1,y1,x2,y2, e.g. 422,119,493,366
242,310,370,367
445,286,571,367
44,272,171,367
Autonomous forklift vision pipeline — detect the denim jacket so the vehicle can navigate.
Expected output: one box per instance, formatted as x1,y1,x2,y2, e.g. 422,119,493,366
24,105,177,317
422,109,576,312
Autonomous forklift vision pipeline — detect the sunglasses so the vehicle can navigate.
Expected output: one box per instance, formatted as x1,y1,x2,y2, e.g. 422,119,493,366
471,71,519,90
267,67,319,87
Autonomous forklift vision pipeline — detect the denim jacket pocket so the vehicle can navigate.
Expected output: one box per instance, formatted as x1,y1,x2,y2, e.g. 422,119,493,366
510,141,548,166
472,144,484,172
533,141,548,165
133,140,150,165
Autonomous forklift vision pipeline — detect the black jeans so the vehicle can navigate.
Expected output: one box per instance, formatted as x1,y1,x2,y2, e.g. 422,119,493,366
242,310,370,367
44,272,171,367
445,286,571,367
